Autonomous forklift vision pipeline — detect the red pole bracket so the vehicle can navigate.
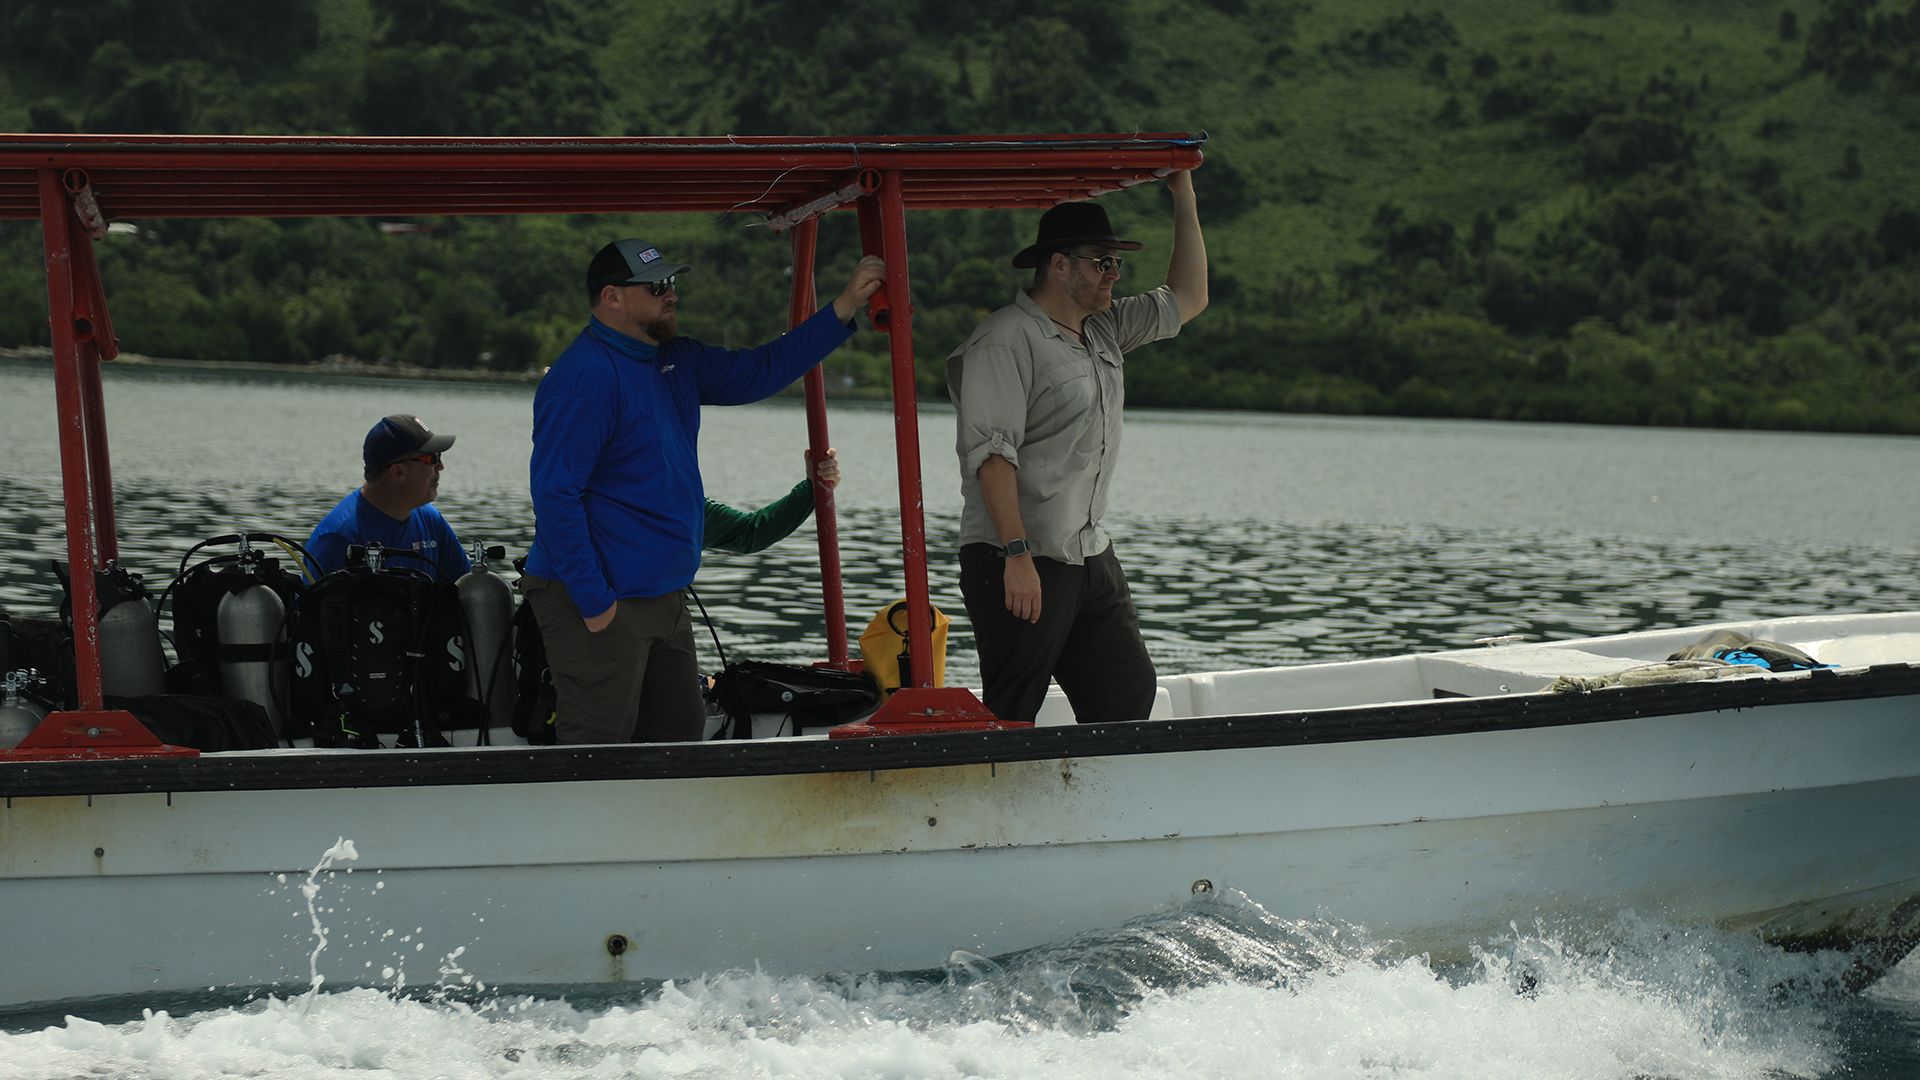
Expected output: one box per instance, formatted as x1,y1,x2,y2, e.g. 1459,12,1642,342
63,169,108,241
828,687,1028,738
766,169,880,233
0,709,200,761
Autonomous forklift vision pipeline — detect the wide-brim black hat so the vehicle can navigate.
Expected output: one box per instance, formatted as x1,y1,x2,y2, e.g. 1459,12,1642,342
1011,202,1144,268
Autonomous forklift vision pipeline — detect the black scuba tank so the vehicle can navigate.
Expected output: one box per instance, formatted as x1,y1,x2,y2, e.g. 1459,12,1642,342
453,543,515,735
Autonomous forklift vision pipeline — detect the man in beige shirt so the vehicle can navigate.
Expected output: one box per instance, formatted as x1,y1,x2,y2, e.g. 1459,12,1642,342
946,171,1208,724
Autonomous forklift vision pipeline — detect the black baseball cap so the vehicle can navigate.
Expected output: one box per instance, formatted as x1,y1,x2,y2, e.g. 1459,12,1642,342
588,238,693,293
364,414,455,470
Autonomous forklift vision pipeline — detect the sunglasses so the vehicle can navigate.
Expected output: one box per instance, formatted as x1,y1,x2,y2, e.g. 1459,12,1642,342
1064,253,1124,275
393,452,441,467
628,275,677,297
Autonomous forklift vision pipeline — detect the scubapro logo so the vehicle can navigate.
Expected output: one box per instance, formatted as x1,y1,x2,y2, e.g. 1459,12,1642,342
367,620,384,645
447,636,467,672
294,641,315,679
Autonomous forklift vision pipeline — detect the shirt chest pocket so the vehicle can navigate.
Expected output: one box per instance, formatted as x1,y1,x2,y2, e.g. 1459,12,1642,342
1034,356,1096,410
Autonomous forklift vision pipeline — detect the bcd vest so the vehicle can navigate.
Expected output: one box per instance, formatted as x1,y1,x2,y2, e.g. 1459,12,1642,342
288,568,483,747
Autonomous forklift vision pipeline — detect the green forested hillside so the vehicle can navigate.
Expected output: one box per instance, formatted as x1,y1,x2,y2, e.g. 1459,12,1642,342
2,0,1918,432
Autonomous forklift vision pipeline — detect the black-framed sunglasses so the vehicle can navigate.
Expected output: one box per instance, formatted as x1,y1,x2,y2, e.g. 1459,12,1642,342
1065,253,1124,275
631,275,677,297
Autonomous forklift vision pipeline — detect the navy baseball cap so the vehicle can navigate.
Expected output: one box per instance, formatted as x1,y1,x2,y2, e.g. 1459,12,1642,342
364,414,455,470
588,238,693,292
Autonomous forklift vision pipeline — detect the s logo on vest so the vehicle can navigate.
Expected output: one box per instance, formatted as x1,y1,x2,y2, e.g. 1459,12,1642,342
294,641,315,679
447,636,467,672
368,620,384,645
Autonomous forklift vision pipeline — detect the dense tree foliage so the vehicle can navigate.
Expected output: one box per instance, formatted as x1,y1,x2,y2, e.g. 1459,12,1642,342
2,0,1918,433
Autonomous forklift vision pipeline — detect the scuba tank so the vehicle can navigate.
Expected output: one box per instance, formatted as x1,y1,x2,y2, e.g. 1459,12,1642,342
161,532,309,720
0,670,50,750
214,535,290,735
59,560,168,699
454,543,515,735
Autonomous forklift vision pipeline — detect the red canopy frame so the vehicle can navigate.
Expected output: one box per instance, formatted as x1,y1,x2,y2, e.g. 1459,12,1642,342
0,132,1206,752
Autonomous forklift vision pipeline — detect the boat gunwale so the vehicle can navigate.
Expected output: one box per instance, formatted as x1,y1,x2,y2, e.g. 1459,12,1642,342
4,662,1915,799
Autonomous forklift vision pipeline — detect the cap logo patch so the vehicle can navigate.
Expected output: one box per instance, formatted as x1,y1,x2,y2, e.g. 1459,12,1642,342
637,248,661,263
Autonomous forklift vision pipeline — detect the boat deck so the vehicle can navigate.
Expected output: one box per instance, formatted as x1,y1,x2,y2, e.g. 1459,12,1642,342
1031,611,1920,726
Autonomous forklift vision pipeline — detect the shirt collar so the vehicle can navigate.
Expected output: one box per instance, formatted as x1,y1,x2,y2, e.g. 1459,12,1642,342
1013,289,1074,341
586,315,660,359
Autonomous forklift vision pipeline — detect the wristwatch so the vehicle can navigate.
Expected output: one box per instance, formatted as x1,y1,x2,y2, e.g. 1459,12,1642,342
1004,537,1031,557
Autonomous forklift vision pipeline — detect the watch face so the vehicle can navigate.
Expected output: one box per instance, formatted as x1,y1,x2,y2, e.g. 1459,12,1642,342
1006,538,1029,557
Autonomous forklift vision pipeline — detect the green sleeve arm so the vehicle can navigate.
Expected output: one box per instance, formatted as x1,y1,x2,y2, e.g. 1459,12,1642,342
702,480,817,555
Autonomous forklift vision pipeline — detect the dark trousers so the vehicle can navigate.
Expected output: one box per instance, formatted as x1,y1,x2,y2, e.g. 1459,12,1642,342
957,544,1157,725
520,575,705,745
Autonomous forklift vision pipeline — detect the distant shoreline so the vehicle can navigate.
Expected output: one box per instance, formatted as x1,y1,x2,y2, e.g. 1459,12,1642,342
0,347,902,401
0,345,540,385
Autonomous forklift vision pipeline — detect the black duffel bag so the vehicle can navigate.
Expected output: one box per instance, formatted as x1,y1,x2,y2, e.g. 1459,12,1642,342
708,659,879,739
107,693,277,752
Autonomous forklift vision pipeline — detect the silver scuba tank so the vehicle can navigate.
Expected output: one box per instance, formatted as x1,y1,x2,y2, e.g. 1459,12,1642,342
0,670,50,750
216,537,288,735
454,543,515,732
97,561,166,698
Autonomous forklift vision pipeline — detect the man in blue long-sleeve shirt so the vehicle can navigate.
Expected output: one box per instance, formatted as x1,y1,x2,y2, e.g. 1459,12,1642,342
521,238,884,744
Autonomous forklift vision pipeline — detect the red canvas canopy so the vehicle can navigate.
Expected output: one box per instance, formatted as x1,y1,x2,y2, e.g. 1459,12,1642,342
0,132,1206,753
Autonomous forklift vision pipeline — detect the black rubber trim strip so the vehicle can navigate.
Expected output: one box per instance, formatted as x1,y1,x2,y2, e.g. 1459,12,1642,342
3,663,1916,798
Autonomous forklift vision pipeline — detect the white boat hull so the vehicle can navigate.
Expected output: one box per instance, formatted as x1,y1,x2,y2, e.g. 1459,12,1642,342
5,659,1919,1009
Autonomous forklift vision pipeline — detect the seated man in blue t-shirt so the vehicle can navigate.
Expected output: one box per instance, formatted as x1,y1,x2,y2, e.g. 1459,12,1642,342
304,414,473,582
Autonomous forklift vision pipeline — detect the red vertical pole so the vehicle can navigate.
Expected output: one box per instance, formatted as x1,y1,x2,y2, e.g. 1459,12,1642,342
828,182,1007,736
868,171,934,688
5,173,190,759
789,219,851,667
37,169,106,711
69,228,119,562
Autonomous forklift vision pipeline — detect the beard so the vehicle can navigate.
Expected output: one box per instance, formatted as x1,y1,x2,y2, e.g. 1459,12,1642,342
1069,273,1113,316
644,311,679,343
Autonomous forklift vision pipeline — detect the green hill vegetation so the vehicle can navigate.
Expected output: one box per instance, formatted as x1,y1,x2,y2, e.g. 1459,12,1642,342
2,0,1918,432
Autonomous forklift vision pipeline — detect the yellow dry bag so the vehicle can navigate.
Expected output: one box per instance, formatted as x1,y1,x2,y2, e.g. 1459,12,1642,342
859,600,951,699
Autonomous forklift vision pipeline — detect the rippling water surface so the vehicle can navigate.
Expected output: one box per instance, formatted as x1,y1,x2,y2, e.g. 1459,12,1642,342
4,356,1918,689
4,356,1920,1077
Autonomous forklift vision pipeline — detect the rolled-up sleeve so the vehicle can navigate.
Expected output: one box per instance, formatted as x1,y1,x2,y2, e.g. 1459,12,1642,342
953,342,1031,478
